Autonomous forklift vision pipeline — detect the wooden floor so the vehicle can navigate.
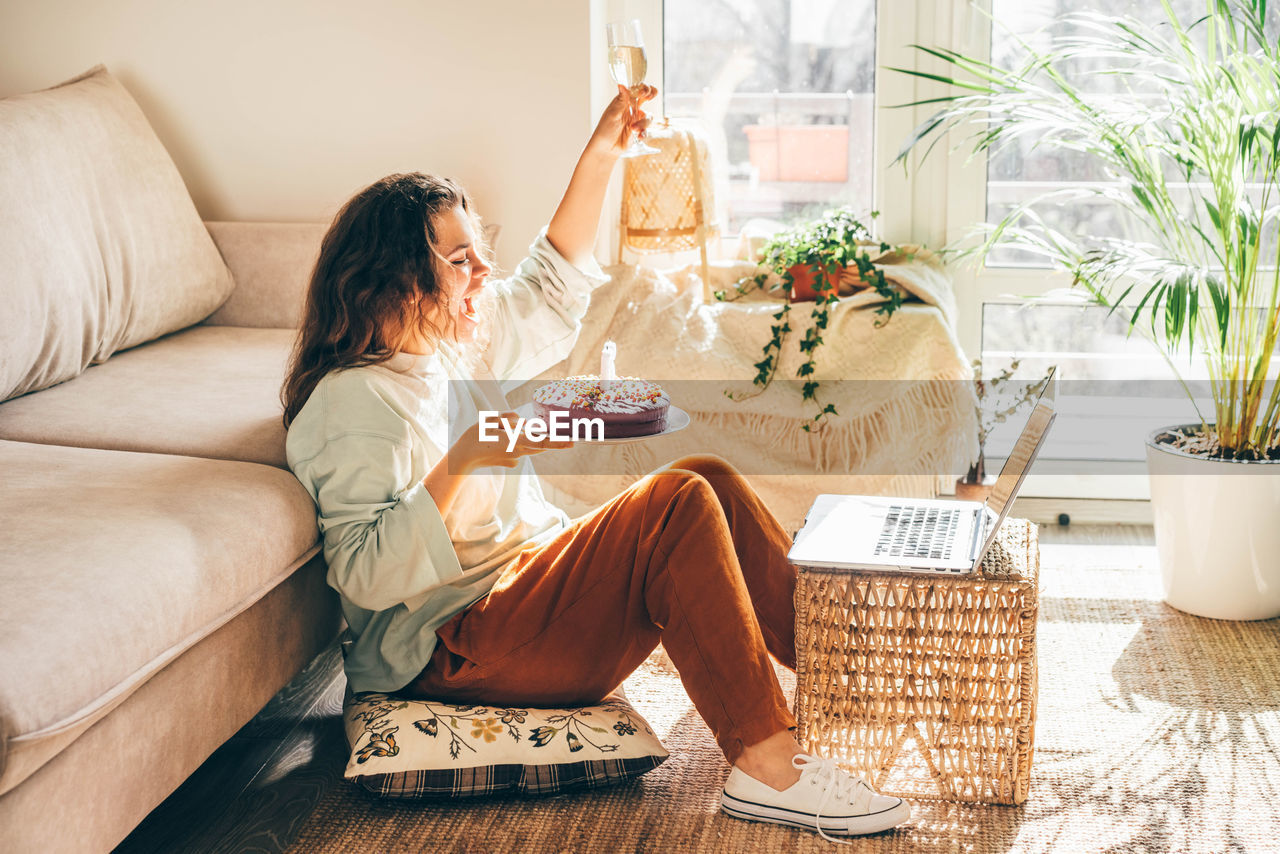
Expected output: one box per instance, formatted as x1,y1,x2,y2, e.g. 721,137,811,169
112,522,1153,854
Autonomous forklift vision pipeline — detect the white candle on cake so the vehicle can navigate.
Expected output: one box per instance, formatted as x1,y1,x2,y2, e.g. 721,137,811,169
600,340,617,388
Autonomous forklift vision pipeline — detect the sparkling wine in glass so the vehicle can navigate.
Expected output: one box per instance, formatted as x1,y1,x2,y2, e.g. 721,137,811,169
606,20,658,157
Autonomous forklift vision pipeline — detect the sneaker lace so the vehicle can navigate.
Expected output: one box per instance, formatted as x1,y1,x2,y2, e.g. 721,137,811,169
793,754,864,845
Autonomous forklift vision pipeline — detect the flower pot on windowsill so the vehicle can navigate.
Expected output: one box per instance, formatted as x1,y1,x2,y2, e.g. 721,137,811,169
743,125,850,182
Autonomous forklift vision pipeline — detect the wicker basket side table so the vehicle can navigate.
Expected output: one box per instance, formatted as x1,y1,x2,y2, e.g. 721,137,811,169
793,518,1040,805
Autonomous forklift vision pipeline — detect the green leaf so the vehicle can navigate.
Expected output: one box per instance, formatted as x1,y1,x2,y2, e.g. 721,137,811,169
893,110,949,166
890,66,991,92
1186,277,1199,351
1237,210,1256,254
1104,284,1136,320
1130,183,1155,217
1129,281,1166,334
1206,274,1231,349
1164,273,1189,351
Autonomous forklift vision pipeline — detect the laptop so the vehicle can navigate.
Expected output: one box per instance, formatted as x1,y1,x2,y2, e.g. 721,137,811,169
788,370,1057,575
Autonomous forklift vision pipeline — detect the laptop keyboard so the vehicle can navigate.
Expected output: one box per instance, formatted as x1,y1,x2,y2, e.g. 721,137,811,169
874,505,960,560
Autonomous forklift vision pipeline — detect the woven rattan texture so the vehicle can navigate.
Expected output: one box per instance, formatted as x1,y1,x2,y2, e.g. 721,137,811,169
620,127,715,253
794,519,1039,805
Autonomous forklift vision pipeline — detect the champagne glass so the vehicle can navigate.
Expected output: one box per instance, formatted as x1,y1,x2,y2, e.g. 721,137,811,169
606,19,659,157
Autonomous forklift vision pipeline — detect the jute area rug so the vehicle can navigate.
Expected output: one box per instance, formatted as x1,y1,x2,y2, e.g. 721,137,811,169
288,532,1280,852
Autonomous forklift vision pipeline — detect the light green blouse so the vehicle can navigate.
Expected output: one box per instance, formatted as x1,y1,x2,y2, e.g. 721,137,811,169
285,232,607,693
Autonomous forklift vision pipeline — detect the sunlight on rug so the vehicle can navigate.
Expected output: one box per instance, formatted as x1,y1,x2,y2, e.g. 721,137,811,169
287,534,1280,853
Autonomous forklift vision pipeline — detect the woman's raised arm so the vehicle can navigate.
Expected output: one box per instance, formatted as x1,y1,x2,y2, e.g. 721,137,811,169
544,84,656,269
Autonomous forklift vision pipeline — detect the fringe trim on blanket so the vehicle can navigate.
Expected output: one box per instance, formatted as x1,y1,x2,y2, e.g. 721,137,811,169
676,375,977,477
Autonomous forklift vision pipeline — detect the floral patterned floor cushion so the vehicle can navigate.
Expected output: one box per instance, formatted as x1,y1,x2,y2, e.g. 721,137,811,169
343,691,669,799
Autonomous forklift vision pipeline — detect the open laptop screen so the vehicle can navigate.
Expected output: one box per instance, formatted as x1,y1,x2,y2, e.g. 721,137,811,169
975,372,1057,565
987,402,1055,519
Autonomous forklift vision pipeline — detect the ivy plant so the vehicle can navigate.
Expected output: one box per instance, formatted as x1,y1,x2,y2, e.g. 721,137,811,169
715,208,908,430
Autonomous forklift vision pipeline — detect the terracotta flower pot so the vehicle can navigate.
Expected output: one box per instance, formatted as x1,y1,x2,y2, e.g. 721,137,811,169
787,264,837,302
954,475,998,502
786,264,874,302
743,125,850,182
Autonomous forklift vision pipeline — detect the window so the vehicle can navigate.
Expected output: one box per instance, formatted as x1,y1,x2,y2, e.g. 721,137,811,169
986,0,1280,269
663,0,876,232
648,0,1276,500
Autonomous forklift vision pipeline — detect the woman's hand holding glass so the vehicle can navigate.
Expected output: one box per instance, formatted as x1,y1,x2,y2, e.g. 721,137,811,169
605,19,659,157
587,84,657,159
546,81,657,266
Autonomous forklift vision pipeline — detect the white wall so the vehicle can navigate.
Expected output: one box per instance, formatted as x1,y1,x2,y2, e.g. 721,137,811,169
0,0,595,270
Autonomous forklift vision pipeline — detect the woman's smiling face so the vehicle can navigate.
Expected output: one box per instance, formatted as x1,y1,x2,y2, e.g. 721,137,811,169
420,204,492,347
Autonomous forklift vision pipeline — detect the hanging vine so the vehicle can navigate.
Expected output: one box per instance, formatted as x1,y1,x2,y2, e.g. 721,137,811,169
716,208,908,430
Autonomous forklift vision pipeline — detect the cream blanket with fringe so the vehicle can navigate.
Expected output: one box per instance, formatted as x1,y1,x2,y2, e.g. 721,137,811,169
511,253,977,532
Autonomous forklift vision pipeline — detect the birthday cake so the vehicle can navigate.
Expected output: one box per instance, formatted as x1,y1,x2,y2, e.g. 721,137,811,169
532,376,671,438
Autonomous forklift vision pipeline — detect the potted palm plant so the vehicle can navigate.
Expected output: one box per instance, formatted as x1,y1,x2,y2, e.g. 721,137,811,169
897,0,1280,619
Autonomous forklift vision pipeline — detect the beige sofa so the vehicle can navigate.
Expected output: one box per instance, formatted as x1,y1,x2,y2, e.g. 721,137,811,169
0,68,342,853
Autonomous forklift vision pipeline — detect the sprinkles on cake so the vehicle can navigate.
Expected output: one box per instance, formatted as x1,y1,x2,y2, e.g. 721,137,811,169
533,376,669,412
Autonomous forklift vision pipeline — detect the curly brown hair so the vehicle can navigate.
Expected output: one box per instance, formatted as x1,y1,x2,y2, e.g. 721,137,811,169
281,172,483,427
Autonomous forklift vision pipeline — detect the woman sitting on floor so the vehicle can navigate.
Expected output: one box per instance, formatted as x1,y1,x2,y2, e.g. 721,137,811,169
280,84,910,842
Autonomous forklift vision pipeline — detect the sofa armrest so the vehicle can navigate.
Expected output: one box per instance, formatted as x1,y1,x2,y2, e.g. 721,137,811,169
202,222,327,329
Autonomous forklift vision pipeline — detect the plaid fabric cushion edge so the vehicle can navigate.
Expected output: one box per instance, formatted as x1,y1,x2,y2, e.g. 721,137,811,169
354,754,667,800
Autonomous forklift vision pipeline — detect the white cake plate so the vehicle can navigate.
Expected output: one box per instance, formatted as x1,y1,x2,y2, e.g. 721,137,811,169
513,403,691,445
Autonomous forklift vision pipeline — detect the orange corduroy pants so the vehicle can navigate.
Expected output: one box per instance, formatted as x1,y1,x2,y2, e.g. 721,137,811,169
406,454,798,764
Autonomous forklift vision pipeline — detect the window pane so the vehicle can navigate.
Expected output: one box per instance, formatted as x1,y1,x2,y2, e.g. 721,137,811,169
986,0,1280,267
982,302,1279,465
982,303,1199,464
663,0,876,233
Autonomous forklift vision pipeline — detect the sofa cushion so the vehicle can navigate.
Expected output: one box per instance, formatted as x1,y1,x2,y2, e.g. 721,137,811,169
0,65,234,402
203,222,327,329
0,440,322,796
0,325,296,468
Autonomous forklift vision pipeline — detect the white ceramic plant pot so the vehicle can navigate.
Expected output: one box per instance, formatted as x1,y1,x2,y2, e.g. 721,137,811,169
1146,425,1280,621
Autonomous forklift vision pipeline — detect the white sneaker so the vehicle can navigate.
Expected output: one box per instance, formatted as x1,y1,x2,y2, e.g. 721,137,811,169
721,754,911,843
